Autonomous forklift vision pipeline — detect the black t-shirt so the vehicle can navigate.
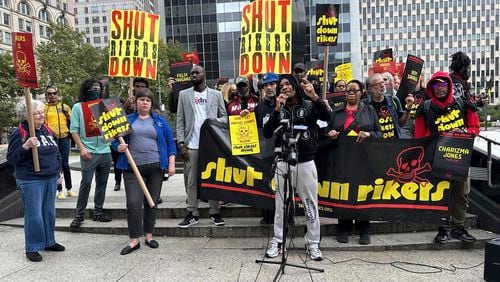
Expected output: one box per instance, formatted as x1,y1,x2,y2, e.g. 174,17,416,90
372,97,397,139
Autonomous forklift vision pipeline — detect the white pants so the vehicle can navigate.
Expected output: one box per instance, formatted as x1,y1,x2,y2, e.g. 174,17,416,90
273,160,320,246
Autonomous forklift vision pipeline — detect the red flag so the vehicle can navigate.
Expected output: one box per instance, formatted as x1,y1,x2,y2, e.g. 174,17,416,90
12,32,38,88
182,51,199,65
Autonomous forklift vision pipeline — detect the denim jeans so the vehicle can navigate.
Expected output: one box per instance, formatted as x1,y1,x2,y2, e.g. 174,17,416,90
75,153,111,218
17,176,58,252
57,137,72,190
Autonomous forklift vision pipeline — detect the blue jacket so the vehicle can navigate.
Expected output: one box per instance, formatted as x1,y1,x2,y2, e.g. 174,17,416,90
7,122,62,180
111,112,176,170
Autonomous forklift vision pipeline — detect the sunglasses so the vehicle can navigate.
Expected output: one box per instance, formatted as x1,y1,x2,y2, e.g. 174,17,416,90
46,92,57,95
432,81,448,89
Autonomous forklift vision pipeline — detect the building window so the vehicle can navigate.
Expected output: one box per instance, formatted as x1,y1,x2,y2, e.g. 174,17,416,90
2,13,9,25
93,37,101,44
92,26,100,33
92,16,99,24
38,9,49,22
18,18,25,30
91,5,98,13
103,26,107,33
0,0,9,8
40,25,49,38
85,17,89,24
102,16,106,23
5,31,11,45
57,16,68,26
17,1,31,16
84,7,88,14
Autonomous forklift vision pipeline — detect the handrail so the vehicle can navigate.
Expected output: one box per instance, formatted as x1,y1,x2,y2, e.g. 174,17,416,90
475,134,500,188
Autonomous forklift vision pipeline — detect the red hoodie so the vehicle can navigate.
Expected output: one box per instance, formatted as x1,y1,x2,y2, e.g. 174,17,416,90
414,71,479,138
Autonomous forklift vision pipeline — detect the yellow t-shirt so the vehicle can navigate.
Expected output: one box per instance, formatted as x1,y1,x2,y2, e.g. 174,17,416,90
44,102,72,139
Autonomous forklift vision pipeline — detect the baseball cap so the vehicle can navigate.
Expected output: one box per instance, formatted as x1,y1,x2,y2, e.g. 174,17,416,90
293,63,306,72
235,76,249,87
262,72,279,85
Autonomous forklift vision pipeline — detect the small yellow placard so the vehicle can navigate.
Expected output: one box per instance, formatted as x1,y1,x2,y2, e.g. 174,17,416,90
229,112,260,155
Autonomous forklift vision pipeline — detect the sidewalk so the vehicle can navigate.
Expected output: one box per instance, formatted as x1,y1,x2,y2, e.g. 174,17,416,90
0,225,486,281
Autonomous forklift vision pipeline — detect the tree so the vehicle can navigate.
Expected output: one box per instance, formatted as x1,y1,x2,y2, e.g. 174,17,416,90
36,22,107,105
0,53,22,142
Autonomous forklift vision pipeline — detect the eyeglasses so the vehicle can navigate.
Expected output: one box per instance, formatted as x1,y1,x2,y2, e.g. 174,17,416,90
33,111,44,116
46,92,57,95
432,81,448,89
345,89,361,94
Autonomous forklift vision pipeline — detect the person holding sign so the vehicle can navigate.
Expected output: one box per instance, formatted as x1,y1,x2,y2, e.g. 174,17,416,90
414,71,480,244
176,65,228,228
326,79,382,244
70,78,113,228
263,74,330,261
227,76,258,116
7,99,65,262
112,89,176,255
363,73,413,139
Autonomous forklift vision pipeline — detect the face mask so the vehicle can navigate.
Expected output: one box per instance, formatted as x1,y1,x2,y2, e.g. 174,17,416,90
86,90,100,101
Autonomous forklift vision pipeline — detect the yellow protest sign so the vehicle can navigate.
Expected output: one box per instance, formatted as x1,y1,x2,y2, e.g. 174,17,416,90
335,63,353,83
239,0,292,75
229,112,260,155
108,10,160,80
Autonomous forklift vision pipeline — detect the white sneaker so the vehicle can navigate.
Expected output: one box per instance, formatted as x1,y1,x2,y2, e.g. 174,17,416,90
306,244,323,261
56,192,66,200
265,239,283,258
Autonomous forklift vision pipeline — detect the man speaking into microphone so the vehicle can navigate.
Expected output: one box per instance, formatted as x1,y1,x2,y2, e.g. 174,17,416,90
262,74,331,261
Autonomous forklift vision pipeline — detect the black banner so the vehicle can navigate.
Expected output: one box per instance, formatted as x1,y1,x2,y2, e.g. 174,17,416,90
326,91,346,109
169,61,192,113
373,48,393,64
396,55,424,103
198,121,454,224
315,4,340,46
432,132,474,182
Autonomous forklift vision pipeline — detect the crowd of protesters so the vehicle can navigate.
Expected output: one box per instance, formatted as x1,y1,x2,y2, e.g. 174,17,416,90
7,51,485,262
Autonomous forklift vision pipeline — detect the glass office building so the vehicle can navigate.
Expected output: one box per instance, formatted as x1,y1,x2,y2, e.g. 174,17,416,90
360,0,499,104
160,0,361,86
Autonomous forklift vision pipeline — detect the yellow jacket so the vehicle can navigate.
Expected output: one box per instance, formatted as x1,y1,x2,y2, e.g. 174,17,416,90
44,102,72,139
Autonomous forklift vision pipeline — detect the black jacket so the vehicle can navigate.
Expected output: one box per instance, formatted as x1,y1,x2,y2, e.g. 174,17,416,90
255,98,276,128
327,102,382,138
263,94,330,163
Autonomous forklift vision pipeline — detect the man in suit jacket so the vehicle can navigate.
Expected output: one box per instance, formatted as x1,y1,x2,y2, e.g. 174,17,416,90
176,65,228,228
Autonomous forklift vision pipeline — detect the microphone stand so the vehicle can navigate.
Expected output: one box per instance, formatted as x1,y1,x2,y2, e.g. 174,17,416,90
256,127,324,280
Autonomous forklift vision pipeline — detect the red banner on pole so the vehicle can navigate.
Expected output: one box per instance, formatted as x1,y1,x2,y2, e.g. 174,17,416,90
12,32,38,88
182,51,199,65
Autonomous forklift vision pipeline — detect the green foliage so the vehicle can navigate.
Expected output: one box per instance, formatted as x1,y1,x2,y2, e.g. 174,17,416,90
0,53,22,139
477,105,500,122
36,22,107,105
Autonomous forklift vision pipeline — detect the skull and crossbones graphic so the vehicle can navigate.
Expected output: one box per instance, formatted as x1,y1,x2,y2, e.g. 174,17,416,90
386,146,432,184
16,51,31,75
237,124,252,142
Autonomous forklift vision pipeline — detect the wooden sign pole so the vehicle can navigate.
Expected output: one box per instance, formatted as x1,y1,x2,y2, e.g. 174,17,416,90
24,87,40,172
118,136,155,208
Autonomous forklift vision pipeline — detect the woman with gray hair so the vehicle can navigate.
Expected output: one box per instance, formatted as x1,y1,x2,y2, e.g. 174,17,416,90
7,99,64,262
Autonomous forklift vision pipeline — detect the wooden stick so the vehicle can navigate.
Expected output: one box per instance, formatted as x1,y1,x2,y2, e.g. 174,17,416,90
128,77,134,98
24,87,40,172
322,46,330,100
118,136,155,208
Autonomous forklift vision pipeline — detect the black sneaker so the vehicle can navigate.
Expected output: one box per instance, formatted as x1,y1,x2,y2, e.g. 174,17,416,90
450,226,476,243
26,251,42,262
45,243,65,252
336,232,349,243
157,197,163,205
359,233,371,245
70,217,84,228
178,213,199,228
114,183,121,191
210,214,225,226
93,214,112,222
434,226,449,244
